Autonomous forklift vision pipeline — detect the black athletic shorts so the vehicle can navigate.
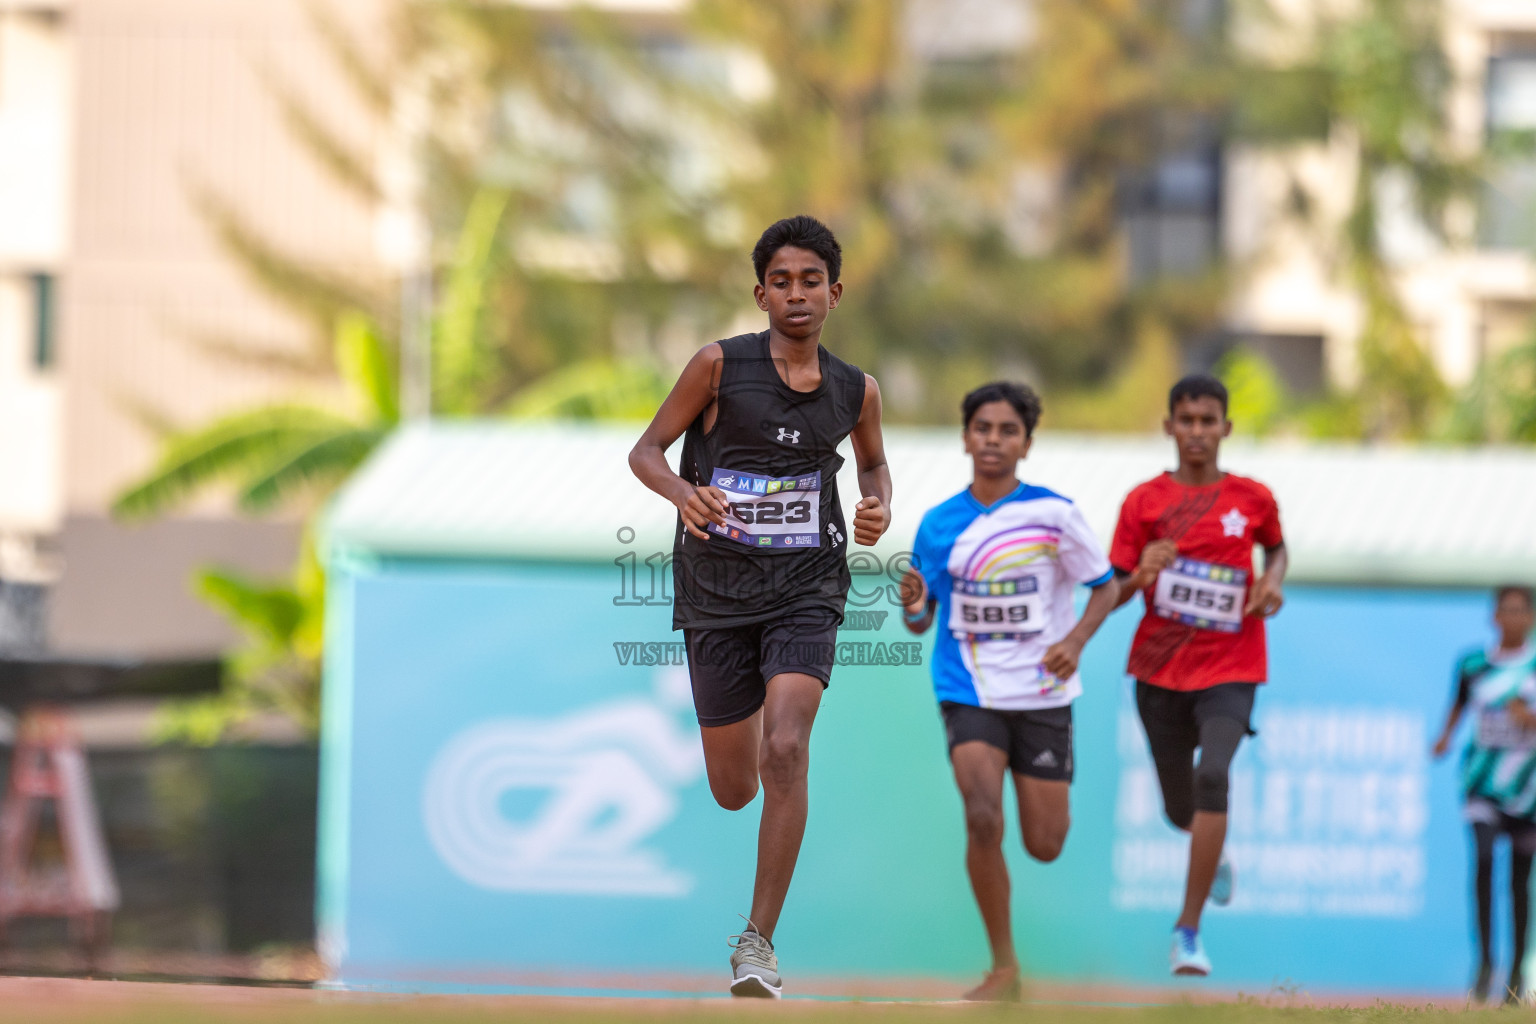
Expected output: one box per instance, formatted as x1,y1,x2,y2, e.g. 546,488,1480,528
1466,797,1536,854
1135,680,1258,740
940,701,1074,782
682,606,839,727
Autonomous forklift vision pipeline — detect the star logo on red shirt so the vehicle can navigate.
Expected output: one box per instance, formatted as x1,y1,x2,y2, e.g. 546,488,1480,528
1220,507,1248,538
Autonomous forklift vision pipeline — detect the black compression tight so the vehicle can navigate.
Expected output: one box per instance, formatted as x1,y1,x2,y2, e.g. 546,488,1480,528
1144,714,1248,829
1473,822,1534,978
1135,682,1255,829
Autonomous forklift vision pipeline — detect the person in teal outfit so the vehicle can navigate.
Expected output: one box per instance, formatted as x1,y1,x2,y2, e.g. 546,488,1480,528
1433,586,1536,1004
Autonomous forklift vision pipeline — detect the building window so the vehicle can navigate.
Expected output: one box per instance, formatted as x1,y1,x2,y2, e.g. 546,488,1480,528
31,272,54,370
1480,40,1536,250
1211,332,1326,399
1121,141,1223,284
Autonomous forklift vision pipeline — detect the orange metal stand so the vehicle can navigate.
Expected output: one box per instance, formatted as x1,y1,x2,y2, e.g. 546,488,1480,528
0,706,119,950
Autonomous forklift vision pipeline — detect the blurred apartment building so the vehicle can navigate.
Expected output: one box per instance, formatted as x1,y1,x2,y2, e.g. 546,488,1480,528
1222,0,1536,397
909,0,1536,401
0,0,1533,659
0,0,384,658
923,0,1536,399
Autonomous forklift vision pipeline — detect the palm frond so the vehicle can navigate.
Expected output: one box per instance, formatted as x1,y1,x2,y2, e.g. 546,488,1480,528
188,185,391,344
434,186,512,414
305,0,393,115
236,426,389,514
111,392,181,442
504,359,671,421
112,405,354,521
179,327,332,377
290,532,328,659
334,312,400,423
261,64,384,204
196,567,307,645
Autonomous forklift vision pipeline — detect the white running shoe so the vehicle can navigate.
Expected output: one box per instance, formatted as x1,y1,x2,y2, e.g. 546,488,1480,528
728,926,782,998
1210,854,1234,906
1170,927,1212,977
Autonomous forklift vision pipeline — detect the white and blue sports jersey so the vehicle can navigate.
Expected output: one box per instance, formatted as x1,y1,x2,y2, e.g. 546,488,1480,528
912,482,1114,710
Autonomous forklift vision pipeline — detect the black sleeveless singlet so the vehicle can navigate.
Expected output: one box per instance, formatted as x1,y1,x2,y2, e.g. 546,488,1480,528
672,332,867,630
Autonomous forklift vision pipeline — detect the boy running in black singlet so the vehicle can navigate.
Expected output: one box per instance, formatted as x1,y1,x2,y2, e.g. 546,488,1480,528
629,216,892,998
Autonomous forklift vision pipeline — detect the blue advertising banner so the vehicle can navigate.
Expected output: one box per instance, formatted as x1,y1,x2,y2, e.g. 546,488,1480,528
319,552,1498,996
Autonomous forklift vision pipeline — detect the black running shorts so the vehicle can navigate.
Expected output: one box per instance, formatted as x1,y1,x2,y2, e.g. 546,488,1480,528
940,701,1074,782
1134,680,1257,749
1466,798,1536,855
682,606,840,727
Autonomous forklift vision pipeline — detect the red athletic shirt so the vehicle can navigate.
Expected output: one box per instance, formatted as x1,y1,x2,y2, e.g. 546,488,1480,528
1109,472,1284,691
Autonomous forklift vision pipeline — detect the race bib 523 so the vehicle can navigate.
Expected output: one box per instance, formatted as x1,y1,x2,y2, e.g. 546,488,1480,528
708,467,822,549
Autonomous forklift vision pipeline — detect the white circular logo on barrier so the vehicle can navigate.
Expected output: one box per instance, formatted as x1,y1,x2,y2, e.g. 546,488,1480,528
422,693,704,897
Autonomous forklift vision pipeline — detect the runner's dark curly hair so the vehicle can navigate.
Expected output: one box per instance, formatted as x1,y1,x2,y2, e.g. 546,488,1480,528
752,216,842,284
1496,585,1535,609
1169,374,1229,415
961,382,1042,437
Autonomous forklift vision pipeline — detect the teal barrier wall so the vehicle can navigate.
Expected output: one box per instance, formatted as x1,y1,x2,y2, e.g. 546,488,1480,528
319,551,1493,995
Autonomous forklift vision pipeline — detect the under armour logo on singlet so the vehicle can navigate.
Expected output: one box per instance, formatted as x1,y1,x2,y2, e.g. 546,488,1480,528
777,428,800,444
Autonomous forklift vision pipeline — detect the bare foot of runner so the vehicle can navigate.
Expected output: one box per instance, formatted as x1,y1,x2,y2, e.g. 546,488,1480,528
963,966,1022,1002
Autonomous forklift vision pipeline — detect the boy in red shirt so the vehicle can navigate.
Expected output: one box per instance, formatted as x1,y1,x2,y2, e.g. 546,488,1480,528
1110,375,1287,977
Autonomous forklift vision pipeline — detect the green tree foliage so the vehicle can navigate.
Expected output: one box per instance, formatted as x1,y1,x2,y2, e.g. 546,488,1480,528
1216,347,1286,437
115,313,392,743
396,2,744,406
1328,0,1462,439
1234,0,1473,439
114,313,398,522
1447,324,1536,443
120,0,1509,738
445,0,1247,423
406,0,1482,432
155,543,326,745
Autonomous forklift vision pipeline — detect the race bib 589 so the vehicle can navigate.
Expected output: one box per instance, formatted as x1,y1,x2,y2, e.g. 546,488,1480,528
708,467,822,549
948,576,1045,639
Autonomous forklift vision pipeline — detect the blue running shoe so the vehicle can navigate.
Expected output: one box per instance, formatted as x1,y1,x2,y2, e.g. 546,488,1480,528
1210,854,1234,906
1170,926,1212,977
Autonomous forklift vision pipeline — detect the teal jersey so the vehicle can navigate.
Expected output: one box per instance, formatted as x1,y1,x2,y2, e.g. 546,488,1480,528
1459,643,1536,819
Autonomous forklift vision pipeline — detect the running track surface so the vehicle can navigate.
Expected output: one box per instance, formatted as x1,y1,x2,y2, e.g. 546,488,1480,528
0,975,1478,1022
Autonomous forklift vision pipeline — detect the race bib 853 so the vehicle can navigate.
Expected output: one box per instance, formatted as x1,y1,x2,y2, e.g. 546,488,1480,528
1153,556,1248,632
708,467,822,549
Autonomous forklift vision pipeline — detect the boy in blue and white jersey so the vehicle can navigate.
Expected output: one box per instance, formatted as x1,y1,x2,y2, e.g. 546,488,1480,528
901,381,1119,1002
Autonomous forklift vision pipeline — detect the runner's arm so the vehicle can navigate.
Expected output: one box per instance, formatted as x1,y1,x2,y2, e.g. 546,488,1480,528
1244,542,1288,617
629,343,727,540
1042,577,1120,678
850,374,892,547
1111,570,1137,609
1111,539,1178,609
899,567,935,634
1433,664,1474,758
1509,698,1536,732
